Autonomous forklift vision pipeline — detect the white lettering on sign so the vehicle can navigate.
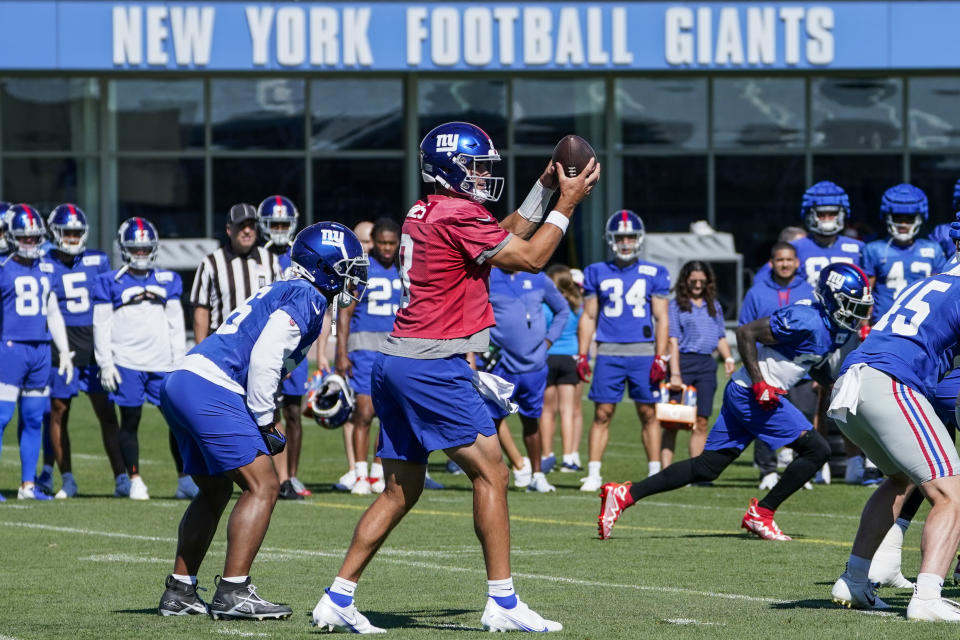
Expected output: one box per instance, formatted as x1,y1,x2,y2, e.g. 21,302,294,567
245,5,372,68
113,6,214,67
664,5,834,67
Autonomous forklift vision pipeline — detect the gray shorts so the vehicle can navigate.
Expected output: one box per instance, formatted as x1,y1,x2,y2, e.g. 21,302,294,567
832,366,960,485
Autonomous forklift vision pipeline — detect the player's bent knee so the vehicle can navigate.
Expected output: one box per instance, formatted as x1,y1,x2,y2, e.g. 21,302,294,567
793,430,831,465
693,448,738,481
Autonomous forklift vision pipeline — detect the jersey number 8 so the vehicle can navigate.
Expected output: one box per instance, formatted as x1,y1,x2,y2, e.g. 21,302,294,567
14,275,50,317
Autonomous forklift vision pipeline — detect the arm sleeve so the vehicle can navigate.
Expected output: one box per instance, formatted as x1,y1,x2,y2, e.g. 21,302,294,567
189,260,211,307
246,309,302,427
768,305,812,347
668,299,681,338
93,303,114,368
652,267,672,297
165,299,186,365
543,279,570,345
46,291,70,355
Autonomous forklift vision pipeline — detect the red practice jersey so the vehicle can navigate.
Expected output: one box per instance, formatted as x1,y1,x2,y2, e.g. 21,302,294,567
392,194,511,340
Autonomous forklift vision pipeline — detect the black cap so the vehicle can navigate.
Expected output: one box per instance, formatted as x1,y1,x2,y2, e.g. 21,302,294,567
228,203,257,225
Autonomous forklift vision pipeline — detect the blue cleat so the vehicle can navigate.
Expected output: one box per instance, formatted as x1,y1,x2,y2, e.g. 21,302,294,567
18,485,53,500
35,467,54,494
541,454,556,474
560,462,582,473
446,460,465,476
423,473,445,490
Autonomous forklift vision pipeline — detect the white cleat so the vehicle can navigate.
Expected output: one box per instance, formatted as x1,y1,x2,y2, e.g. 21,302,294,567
311,592,386,634
527,472,556,493
513,458,532,489
481,597,562,632
907,596,960,621
758,472,779,491
335,470,358,492
370,477,385,494
869,523,914,589
831,570,888,610
129,476,150,500
352,477,372,495
776,448,794,471
579,475,603,492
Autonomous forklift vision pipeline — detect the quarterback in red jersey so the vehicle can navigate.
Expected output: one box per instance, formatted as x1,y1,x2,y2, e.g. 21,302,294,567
313,122,599,633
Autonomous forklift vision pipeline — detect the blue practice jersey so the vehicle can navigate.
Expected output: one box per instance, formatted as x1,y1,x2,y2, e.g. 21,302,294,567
93,268,183,311
862,238,945,320
791,236,863,286
929,222,955,259
190,278,327,388
0,257,55,342
733,302,850,391
843,263,960,398
48,250,110,327
351,258,402,334
275,246,292,273
583,259,671,343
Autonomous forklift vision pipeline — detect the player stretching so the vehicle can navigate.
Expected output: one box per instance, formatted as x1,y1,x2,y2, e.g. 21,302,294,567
598,264,872,541
157,222,368,619
829,261,960,620
578,210,671,491
36,204,126,499
313,122,599,633
0,205,73,500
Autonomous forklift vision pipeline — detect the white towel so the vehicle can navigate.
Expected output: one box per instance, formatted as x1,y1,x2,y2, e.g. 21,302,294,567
472,371,519,415
827,363,866,423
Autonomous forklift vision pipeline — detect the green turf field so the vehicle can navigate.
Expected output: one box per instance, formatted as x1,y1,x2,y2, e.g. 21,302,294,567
0,394,952,639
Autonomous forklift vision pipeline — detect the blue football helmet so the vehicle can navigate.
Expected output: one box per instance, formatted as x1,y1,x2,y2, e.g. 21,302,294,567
48,203,89,255
307,370,355,429
815,263,873,331
117,217,159,270
257,195,299,248
952,178,960,214
290,221,368,303
420,122,503,203
605,210,645,260
881,183,927,243
8,204,47,259
0,202,11,254
802,181,850,236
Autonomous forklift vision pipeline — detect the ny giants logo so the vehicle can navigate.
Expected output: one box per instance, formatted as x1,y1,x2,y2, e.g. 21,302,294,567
272,204,289,218
321,229,344,246
435,133,460,152
825,271,846,291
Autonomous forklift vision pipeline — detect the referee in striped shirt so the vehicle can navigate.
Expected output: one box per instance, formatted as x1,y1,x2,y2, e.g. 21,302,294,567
190,203,283,342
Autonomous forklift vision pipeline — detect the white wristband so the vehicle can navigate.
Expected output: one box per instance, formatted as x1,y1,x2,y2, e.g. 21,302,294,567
518,180,556,223
544,211,570,235
725,357,735,364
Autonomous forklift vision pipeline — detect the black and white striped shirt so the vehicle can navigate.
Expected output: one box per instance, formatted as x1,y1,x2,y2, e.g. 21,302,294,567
189,245,283,329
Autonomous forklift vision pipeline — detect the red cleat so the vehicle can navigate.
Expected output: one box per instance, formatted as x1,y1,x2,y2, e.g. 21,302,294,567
741,497,791,541
597,482,632,540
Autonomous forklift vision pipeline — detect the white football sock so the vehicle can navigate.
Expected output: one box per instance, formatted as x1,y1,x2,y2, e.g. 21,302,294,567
172,573,195,585
355,461,368,479
330,576,357,598
221,575,248,584
370,462,384,480
588,461,601,478
487,577,515,599
648,461,662,476
916,573,943,600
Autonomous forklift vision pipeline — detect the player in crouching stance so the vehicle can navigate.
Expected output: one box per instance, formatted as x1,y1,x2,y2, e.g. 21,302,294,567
313,122,599,633
829,262,960,621
157,222,367,620
598,264,872,541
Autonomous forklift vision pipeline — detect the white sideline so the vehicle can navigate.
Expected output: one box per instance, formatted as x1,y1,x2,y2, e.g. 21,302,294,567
0,519,896,616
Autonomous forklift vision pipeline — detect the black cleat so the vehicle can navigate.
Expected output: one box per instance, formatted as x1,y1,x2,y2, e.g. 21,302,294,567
158,575,209,616
278,479,304,500
209,576,293,620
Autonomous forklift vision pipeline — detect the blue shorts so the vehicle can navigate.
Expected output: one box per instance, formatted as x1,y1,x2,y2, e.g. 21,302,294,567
348,349,378,396
50,364,104,399
933,368,960,428
373,353,496,464
486,363,548,421
161,369,267,476
281,359,309,398
704,381,810,453
588,355,661,404
0,341,50,400
111,366,166,407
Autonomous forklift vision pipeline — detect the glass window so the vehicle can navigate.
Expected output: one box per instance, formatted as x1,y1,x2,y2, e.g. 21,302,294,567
109,80,204,151
812,77,903,149
314,158,404,231
909,78,960,149
715,155,806,269
3,157,98,216
616,78,706,149
213,158,305,227
211,79,304,150
1,78,99,152
713,78,805,148
117,158,204,239
813,154,903,239
515,156,582,266
513,78,604,147
418,80,507,146
622,156,706,234
910,154,960,225
312,79,403,150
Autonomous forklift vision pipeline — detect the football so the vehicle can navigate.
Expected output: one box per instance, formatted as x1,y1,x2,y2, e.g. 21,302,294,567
551,134,597,178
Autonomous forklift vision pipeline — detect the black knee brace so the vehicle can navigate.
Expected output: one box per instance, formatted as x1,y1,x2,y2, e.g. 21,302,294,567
792,429,831,466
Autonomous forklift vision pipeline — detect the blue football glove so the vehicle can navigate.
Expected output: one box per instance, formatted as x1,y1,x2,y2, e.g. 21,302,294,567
949,219,960,241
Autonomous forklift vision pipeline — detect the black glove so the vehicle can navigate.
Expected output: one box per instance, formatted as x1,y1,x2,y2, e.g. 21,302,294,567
260,424,286,456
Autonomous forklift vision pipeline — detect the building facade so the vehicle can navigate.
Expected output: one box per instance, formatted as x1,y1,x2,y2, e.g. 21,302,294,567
2,1,960,271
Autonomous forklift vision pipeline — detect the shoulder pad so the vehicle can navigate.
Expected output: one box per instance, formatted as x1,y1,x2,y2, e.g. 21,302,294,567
39,262,54,273
155,271,174,283
920,247,936,258
636,264,658,277
841,242,861,253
